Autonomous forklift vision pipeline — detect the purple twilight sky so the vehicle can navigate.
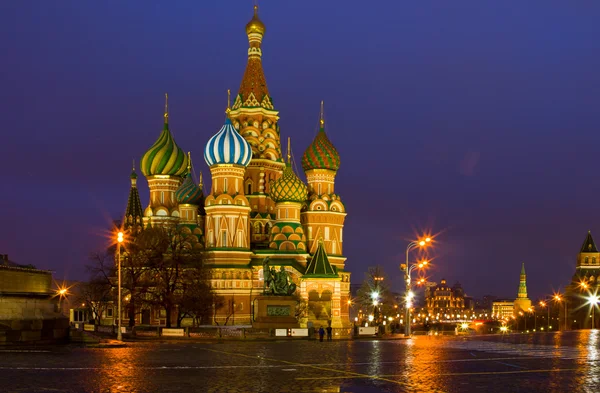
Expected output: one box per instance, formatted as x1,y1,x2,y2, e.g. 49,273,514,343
2,1,600,299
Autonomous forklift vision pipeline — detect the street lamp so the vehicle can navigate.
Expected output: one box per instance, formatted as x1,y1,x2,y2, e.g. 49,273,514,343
539,301,549,331
401,236,432,337
554,294,567,331
586,294,600,329
56,287,68,313
116,231,124,341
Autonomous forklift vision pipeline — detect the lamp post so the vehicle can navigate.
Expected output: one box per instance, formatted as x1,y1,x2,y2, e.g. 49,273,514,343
116,231,124,341
554,294,567,331
56,288,68,314
401,237,431,337
587,294,600,330
539,301,549,331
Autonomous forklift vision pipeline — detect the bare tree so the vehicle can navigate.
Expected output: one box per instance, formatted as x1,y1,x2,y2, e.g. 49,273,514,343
356,266,395,323
178,261,215,326
82,253,115,324
140,226,208,328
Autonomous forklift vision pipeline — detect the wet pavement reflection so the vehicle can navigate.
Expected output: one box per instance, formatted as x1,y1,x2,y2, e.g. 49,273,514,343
0,330,600,392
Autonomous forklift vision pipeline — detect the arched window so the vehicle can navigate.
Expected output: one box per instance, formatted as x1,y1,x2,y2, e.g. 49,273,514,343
247,183,252,195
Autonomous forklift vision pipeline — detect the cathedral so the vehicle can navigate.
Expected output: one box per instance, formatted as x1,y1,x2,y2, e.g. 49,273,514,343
121,6,351,328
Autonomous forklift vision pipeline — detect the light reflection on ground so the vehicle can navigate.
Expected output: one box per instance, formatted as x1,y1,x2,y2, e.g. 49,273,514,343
0,331,599,392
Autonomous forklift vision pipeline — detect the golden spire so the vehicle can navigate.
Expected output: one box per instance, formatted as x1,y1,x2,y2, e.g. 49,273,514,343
320,100,324,127
199,171,203,187
132,158,135,171
187,151,192,172
287,137,291,164
226,89,231,114
164,93,169,124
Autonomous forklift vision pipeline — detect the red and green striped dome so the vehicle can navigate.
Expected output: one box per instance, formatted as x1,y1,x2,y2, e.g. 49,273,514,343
301,125,340,172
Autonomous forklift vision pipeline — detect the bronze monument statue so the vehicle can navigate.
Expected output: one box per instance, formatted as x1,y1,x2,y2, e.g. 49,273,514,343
263,257,297,296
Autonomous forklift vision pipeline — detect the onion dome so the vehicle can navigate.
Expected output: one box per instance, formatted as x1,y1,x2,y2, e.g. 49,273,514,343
175,153,203,205
301,101,340,172
204,117,253,167
140,94,188,177
270,139,307,203
246,5,265,36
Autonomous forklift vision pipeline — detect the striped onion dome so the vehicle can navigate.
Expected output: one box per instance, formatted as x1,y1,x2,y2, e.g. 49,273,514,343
175,172,203,205
204,118,252,167
140,117,188,177
302,124,340,172
270,162,307,203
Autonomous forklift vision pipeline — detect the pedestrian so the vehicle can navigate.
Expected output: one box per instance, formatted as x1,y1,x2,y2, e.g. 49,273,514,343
326,325,332,341
318,326,325,342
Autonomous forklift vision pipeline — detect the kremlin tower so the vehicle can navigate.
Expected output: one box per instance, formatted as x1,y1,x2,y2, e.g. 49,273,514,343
513,262,531,313
122,6,351,328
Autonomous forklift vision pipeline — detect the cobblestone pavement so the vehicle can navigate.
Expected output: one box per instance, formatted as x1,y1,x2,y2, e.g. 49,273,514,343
1,330,600,392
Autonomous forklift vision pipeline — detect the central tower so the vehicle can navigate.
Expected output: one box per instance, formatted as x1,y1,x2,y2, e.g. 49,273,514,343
228,5,285,249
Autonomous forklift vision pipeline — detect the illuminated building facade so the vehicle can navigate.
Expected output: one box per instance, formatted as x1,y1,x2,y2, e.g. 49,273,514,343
124,6,351,327
425,279,466,318
492,300,515,319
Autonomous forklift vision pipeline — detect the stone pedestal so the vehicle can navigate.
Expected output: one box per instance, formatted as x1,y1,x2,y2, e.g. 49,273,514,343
253,295,299,329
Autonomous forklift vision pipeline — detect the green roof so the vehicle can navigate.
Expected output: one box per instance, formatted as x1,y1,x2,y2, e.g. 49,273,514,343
304,241,338,277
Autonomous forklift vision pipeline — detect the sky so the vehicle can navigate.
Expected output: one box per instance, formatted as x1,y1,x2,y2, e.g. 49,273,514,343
1,0,600,300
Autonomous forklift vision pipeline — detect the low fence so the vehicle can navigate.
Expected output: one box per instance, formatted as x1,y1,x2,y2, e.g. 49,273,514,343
73,324,354,340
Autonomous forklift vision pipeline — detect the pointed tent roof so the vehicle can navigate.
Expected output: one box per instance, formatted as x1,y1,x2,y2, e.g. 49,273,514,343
580,231,598,253
232,5,275,111
124,166,144,232
304,241,338,277
520,262,526,276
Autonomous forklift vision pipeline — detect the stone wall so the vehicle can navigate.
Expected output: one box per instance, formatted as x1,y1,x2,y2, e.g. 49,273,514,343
0,266,69,344
0,267,52,295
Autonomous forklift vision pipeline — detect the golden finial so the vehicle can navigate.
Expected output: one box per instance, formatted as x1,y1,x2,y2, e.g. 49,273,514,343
199,171,203,187
132,158,135,171
187,151,192,172
246,3,265,36
226,89,231,114
319,100,324,127
164,93,169,124
287,137,291,164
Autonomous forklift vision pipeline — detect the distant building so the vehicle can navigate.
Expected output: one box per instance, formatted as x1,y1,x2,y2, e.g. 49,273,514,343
464,296,475,311
475,295,497,311
425,279,466,318
492,300,515,319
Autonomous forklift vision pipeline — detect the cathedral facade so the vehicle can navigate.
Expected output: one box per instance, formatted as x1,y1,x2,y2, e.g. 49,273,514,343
122,6,350,328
